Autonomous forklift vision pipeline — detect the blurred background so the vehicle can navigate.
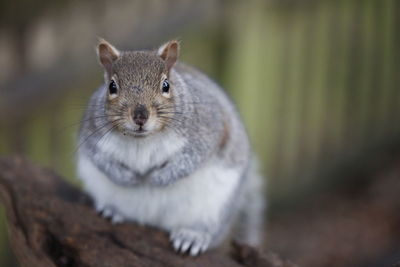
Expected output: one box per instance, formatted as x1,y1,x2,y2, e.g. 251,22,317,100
0,0,399,266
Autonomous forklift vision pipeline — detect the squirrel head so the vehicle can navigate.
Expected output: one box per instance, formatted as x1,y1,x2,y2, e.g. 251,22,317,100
96,38,180,137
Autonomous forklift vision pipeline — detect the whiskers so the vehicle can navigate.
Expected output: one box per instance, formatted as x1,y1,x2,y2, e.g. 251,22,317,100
155,103,201,136
74,117,124,155
58,113,121,132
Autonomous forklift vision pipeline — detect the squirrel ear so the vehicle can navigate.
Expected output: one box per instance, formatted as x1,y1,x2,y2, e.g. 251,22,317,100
157,40,180,71
97,38,120,77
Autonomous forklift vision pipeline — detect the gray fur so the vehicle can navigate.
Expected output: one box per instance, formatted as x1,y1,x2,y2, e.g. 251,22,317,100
77,40,265,255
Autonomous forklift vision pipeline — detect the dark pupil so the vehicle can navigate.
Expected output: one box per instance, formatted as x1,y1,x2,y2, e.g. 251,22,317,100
109,80,117,95
162,80,170,93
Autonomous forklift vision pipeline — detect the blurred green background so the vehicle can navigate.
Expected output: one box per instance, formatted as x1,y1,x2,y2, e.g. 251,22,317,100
0,0,399,266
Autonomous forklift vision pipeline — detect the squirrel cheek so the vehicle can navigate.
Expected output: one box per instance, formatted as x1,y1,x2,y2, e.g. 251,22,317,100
108,94,118,100
161,91,171,98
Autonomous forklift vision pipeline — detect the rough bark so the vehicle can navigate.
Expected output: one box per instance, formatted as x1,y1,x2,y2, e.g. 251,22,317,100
0,157,295,267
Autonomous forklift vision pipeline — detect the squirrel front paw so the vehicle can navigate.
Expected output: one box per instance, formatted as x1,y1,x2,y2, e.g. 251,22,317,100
170,228,212,256
147,168,173,187
97,205,125,224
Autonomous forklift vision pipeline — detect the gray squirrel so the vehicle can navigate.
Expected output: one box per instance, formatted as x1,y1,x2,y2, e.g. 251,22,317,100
77,39,265,256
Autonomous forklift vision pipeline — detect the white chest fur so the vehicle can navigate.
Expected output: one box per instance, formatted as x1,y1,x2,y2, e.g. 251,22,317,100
77,152,241,231
97,130,185,173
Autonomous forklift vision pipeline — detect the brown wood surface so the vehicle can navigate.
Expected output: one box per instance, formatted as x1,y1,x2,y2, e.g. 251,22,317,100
0,157,295,267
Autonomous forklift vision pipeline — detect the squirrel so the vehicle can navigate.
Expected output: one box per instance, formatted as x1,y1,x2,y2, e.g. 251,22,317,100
76,38,265,256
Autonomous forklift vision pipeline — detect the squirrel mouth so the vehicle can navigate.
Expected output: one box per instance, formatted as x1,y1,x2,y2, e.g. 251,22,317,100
132,127,148,136
135,126,145,132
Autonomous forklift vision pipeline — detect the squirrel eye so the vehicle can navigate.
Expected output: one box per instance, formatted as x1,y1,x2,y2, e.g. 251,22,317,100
162,80,170,94
109,80,117,95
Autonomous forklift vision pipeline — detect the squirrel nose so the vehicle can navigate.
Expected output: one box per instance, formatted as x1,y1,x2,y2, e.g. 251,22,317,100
132,105,149,126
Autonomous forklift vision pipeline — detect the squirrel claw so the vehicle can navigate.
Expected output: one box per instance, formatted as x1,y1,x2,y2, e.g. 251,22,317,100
97,205,126,224
100,207,113,217
170,228,211,256
111,213,124,224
